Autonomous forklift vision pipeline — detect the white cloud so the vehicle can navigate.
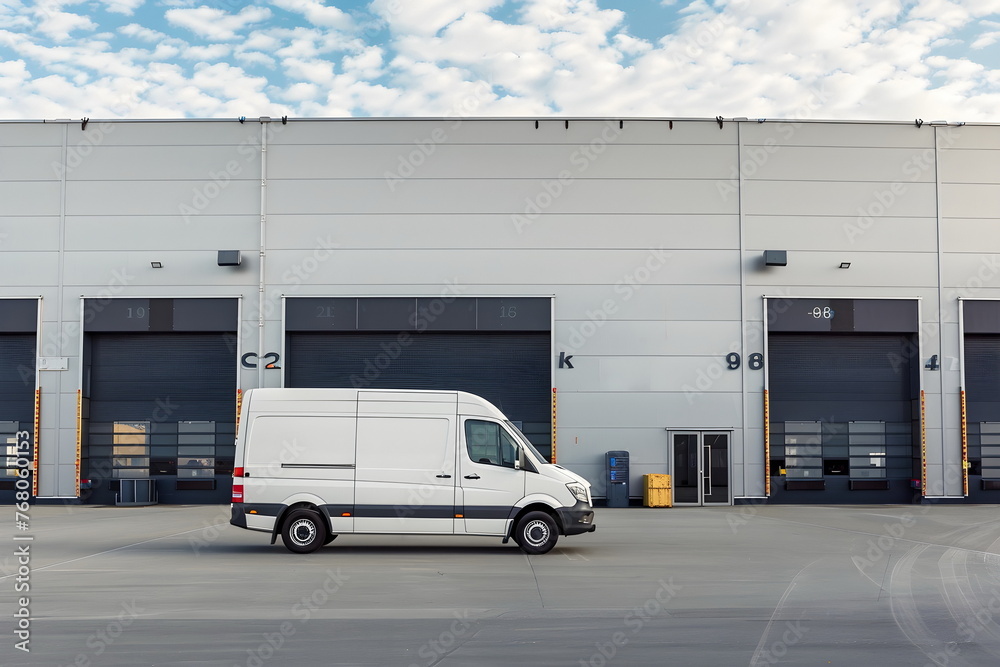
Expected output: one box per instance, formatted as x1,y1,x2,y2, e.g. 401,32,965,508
272,0,353,30
372,0,504,36
182,44,233,61
234,50,277,69
0,0,996,122
33,6,97,42
98,0,145,15
120,23,167,42
341,46,385,79
282,81,318,101
971,19,1000,49
165,5,272,41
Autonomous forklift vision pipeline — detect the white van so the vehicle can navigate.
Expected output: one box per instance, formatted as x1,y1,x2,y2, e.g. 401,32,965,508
230,388,596,554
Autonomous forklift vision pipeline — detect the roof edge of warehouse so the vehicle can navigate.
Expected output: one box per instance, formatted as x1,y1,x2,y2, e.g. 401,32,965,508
0,116,993,126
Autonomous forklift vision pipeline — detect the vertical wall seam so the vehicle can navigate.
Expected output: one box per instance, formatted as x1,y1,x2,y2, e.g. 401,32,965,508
737,121,749,499
934,126,947,495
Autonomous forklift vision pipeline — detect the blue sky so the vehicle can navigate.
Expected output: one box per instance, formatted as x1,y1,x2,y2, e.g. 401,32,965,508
0,0,997,120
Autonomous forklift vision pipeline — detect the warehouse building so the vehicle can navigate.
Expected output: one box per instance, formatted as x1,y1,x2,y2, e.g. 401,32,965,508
1,116,998,506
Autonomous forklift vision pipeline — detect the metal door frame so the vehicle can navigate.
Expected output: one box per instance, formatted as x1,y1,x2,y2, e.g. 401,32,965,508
669,430,732,506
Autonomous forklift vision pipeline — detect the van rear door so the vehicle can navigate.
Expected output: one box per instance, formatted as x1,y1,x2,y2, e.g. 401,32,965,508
244,413,357,531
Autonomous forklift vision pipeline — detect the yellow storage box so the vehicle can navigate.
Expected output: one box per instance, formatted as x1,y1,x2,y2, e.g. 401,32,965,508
643,474,672,507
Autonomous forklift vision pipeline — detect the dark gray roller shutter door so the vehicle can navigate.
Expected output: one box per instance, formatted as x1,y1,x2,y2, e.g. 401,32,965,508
0,335,34,424
287,332,550,439
89,333,236,422
965,335,1000,422
769,334,913,422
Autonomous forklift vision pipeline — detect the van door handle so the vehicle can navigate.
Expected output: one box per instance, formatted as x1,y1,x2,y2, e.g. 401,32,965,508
464,474,480,480
436,474,451,478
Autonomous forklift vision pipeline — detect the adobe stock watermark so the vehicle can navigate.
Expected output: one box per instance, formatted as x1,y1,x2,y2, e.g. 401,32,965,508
578,577,682,666
181,120,287,224
20,269,137,386
944,588,1000,666
512,120,625,234
717,83,831,203
844,126,962,244
888,320,938,374
393,461,457,520
235,568,350,667
76,396,180,506
406,611,475,667
57,600,146,667
384,80,494,192
50,90,143,178
682,293,794,405
561,248,671,355
669,7,739,69
222,234,339,357
750,620,809,666
190,438,307,554
946,255,1000,302
850,513,919,573
349,279,464,388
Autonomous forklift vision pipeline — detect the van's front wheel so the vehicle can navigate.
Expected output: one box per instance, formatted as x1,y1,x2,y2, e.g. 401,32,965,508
515,511,558,554
281,509,328,554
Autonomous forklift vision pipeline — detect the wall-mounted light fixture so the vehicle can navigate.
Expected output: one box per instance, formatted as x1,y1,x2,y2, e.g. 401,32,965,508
218,250,241,266
764,250,787,266
150,261,163,269
839,262,851,269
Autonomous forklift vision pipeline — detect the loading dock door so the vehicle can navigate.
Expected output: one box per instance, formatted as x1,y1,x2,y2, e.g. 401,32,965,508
962,299,1000,499
287,332,551,454
82,298,237,505
766,299,920,504
1,299,37,503
285,297,553,459
1,335,35,502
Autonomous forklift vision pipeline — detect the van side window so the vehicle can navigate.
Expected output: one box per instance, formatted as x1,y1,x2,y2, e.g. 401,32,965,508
465,420,518,469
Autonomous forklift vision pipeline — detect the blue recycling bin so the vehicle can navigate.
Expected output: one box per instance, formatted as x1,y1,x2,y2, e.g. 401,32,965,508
606,450,630,507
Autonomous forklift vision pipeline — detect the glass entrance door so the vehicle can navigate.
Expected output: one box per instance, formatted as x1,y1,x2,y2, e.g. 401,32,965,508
670,432,730,505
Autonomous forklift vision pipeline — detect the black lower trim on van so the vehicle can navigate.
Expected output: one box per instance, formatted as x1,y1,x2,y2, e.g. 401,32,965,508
231,503,285,528
557,500,597,535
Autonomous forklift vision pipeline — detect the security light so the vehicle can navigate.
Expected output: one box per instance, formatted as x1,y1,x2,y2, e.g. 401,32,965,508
764,250,787,266
217,250,241,266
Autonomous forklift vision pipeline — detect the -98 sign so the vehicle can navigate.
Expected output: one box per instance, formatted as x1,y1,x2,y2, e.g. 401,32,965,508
725,352,763,370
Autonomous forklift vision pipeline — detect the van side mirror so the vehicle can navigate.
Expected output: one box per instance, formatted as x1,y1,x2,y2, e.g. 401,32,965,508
515,448,523,470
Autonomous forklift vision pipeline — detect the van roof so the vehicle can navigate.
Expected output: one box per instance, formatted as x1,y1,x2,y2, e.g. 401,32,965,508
243,387,509,419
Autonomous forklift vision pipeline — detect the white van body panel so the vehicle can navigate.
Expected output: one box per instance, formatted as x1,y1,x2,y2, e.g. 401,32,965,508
231,388,595,552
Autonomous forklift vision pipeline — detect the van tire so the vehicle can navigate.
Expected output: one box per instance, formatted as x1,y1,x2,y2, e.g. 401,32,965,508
281,509,328,554
514,511,558,554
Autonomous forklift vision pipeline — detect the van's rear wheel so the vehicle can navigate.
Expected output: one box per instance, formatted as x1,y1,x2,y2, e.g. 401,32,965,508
281,509,327,554
515,511,558,554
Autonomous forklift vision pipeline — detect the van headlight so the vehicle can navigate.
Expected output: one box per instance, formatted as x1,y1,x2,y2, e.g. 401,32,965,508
566,482,589,503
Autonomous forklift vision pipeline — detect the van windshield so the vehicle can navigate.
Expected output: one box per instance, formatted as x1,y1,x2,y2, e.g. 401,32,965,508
505,421,548,463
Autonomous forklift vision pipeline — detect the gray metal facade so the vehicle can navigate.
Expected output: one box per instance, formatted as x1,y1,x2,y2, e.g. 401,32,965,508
1,116,998,504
